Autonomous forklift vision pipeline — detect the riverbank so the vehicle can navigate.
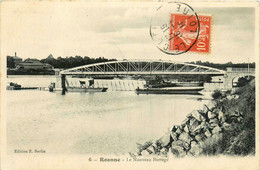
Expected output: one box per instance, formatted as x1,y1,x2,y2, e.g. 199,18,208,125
7,69,55,75
132,80,255,157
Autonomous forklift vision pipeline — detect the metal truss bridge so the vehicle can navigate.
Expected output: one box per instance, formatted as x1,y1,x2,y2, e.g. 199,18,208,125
60,59,226,76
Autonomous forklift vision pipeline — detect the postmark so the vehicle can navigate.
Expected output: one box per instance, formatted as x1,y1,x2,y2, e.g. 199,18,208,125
150,2,200,55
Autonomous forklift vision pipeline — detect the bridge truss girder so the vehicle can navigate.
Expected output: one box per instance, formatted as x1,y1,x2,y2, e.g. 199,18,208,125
60,60,226,76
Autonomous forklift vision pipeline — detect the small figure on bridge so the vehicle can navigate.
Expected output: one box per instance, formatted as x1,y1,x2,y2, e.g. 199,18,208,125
79,80,86,88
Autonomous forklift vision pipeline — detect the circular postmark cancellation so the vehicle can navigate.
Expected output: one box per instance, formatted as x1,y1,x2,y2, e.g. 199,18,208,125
150,2,200,55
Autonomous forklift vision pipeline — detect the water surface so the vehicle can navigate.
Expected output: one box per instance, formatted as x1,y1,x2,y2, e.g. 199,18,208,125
6,76,211,155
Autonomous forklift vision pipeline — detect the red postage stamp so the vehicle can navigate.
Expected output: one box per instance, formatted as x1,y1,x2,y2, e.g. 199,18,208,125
169,14,211,53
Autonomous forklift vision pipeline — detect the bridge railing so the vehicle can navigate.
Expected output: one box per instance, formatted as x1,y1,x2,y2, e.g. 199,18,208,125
226,67,255,72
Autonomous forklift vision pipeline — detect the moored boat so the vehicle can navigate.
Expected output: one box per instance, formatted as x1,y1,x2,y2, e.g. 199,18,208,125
66,87,108,92
175,82,204,87
6,82,22,90
135,86,204,95
7,82,38,90
146,77,204,88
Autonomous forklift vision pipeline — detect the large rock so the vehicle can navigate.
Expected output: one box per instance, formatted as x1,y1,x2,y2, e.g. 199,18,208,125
172,125,179,132
176,127,182,134
189,142,203,156
152,143,160,154
179,132,193,144
206,100,217,111
212,126,222,134
184,125,189,133
191,124,204,134
171,142,186,157
208,111,216,119
186,113,193,118
137,142,152,152
180,123,186,130
200,121,208,128
171,140,185,147
195,134,205,142
141,149,150,156
189,118,200,132
209,123,219,128
182,117,190,125
208,119,219,129
171,145,185,157
183,142,190,151
209,118,219,127
227,95,233,100
191,110,203,122
190,141,197,147
200,115,206,122
204,129,212,138
218,111,226,124
146,145,156,154
160,148,168,157
170,131,178,141
157,132,171,148
172,140,190,151
202,105,209,114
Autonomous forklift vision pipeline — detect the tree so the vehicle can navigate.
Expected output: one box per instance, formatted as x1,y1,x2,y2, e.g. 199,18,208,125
211,90,222,100
7,56,15,68
236,76,254,87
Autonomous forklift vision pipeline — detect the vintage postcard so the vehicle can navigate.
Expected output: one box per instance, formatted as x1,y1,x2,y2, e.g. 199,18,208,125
1,1,259,169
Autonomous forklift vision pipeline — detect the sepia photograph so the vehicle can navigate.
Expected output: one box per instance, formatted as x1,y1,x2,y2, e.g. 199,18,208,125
1,1,259,169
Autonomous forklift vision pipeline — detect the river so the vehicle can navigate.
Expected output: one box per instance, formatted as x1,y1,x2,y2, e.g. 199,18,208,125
6,75,213,155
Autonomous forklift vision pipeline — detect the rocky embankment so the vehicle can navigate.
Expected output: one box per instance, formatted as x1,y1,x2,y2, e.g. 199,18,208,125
132,80,255,157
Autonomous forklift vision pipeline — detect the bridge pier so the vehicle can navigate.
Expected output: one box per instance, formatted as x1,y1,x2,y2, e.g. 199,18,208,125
223,67,255,90
61,74,68,95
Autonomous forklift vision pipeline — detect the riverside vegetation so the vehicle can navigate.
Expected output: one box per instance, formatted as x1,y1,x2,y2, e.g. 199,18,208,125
131,80,255,157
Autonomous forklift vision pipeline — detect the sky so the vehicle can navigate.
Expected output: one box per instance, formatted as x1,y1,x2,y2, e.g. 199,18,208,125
1,2,257,63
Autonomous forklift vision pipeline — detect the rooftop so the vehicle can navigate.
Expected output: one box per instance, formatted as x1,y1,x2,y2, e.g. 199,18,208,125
17,62,44,66
10,56,22,60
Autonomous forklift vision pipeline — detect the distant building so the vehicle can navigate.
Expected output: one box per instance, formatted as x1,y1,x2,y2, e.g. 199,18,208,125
43,63,54,70
9,52,23,65
16,61,54,71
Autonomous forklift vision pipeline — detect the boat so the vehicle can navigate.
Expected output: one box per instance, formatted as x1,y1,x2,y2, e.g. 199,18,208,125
6,82,21,90
146,77,204,88
147,82,176,88
146,79,177,88
66,87,108,92
175,82,204,87
135,86,204,95
6,82,38,90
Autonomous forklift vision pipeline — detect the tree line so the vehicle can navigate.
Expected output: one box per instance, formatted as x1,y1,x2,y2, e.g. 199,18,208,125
189,61,255,70
7,54,255,70
40,55,116,69
7,54,116,69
